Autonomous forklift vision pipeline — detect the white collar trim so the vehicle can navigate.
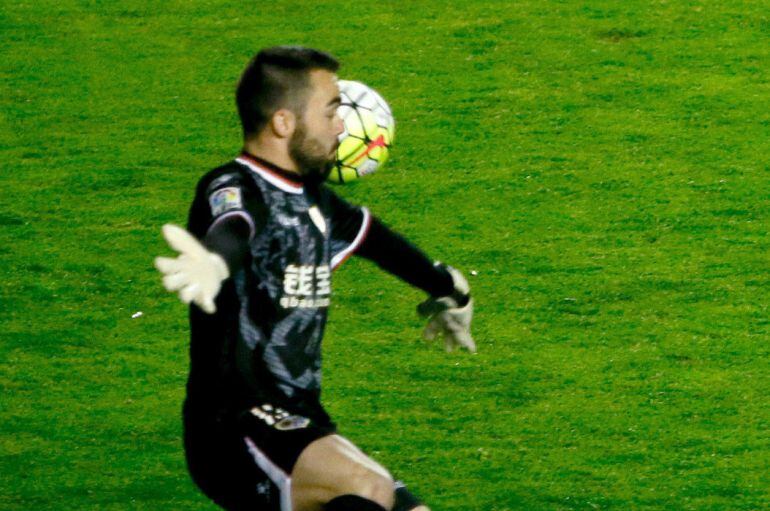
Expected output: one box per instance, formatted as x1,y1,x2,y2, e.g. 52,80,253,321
236,157,304,194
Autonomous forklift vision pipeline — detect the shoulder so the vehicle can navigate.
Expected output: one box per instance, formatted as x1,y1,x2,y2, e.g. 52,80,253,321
196,161,254,196
188,160,268,237
196,161,267,208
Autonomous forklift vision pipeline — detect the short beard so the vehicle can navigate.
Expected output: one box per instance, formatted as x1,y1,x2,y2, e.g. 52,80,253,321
289,122,334,186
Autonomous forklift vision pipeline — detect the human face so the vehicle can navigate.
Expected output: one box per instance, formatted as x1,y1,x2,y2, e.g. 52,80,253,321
289,69,345,181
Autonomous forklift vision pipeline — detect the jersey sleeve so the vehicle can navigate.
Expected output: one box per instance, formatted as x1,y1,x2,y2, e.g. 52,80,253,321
324,189,372,270
204,172,267,239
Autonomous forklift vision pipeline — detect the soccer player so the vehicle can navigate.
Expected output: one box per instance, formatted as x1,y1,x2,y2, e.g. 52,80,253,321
155,46,475,511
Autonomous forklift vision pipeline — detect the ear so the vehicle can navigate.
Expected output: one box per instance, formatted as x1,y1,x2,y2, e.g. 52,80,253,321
270,109,296,138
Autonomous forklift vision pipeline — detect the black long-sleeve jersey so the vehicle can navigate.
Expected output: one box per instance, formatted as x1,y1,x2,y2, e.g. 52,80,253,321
184,152,453,425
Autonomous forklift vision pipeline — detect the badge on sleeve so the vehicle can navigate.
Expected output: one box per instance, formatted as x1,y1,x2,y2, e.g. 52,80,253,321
209,187,243,216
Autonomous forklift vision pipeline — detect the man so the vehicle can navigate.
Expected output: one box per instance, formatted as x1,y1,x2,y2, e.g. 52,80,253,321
155,46,475,511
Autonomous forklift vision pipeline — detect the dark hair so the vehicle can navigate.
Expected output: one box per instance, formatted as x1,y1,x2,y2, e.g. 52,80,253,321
236,46,339,136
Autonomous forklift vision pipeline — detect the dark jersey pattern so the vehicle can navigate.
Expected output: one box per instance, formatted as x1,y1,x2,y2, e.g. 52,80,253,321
186,154,369,422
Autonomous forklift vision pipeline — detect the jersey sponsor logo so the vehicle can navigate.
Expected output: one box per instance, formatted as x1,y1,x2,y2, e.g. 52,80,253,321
209,186,243,216
275,415,311,431
280,264,331,309
249,404,311,431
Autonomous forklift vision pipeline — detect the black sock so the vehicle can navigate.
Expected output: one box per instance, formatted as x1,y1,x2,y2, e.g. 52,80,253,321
324,495,388,511
393,482,423,511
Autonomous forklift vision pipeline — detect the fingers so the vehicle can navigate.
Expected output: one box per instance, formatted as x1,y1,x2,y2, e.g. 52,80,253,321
179,283,201,304
198,295,217,314
156,224,221,315
154,256,184,274
162,224,206,257
162,271,189,292
445,331,476,353
443,327,455,352
161,276,218,314
157,254,194,292
425,317,476,353
425,313,477,354
444,316,477,354
452,330,477,353
443,323,471,353
157,253,193,293
423,317,442,341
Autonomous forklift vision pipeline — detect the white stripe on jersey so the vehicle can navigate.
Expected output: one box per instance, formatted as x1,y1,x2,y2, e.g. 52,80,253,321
331,207,371,270
236,157,303,195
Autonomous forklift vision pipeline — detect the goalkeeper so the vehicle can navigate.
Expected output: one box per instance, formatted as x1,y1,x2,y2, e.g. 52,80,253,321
155,46,475,511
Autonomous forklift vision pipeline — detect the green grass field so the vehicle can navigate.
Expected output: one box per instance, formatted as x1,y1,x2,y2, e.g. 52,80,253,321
2,1,769,509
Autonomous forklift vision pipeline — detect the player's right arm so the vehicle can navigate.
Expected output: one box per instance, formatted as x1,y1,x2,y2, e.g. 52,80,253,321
155,170,266,313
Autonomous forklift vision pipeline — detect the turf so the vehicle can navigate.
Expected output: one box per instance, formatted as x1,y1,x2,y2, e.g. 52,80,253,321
2,1,769,509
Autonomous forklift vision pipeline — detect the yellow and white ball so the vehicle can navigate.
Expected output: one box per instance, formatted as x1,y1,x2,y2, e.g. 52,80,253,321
328,80,395,184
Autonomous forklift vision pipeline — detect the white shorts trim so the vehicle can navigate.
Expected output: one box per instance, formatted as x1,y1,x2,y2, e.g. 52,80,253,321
244,436,293,511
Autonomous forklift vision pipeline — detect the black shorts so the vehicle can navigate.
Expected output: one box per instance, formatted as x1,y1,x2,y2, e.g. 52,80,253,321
184,402,336,511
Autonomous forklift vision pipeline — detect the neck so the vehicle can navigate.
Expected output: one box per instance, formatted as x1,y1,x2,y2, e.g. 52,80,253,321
242,136,300,175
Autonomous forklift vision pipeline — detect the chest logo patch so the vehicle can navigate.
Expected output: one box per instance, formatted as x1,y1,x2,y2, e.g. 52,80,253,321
280,264,331,309
209,187,242,216
308,205,327,235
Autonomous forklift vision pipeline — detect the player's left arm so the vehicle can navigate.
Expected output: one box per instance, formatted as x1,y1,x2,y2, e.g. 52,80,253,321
356,217,476,353
326,190,475,353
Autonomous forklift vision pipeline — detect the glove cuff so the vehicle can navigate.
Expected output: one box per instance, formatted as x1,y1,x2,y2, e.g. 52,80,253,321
417,264,471,318
444,264,469,295
437,263,470,307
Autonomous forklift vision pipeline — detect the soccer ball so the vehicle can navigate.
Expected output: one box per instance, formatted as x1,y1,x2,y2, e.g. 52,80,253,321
328,80,395,184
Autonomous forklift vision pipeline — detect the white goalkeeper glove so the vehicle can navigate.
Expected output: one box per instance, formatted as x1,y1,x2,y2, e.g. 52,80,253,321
417,264,476,353
154,224,229,314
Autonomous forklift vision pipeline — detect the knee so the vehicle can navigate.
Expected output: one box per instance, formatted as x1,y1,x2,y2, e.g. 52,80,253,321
342,464,394,509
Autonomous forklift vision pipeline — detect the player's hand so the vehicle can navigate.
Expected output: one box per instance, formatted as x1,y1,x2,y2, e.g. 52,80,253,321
154,224,229,314
417,265,476,353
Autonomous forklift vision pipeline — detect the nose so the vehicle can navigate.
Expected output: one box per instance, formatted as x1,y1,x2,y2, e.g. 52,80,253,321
334,114,345,136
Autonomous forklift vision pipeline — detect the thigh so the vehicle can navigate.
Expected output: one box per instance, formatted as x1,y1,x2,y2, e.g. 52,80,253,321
290,434,394,510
